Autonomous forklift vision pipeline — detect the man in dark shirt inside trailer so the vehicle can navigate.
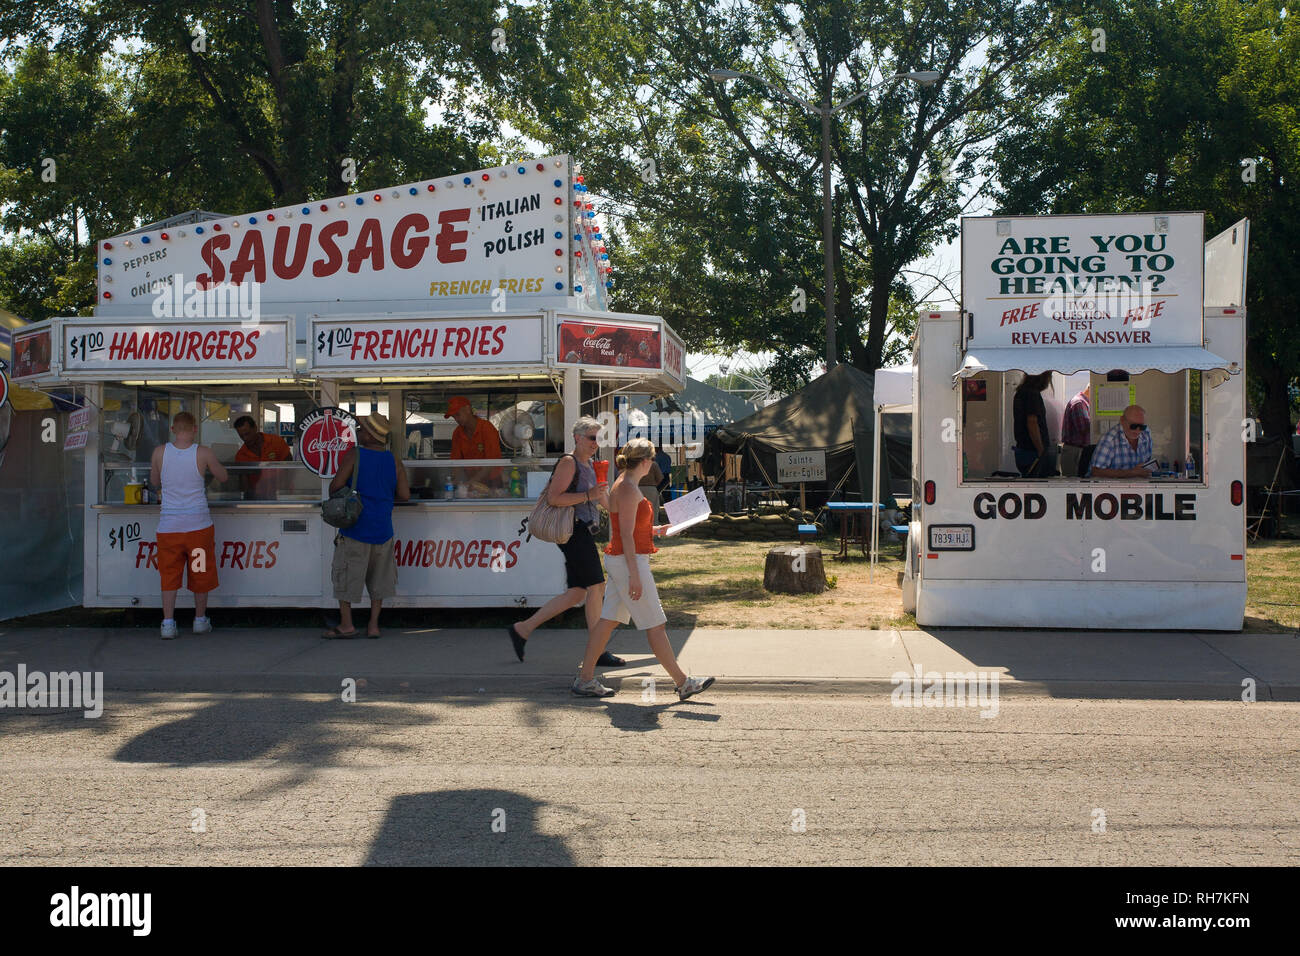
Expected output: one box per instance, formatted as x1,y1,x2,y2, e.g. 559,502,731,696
1012,372,1056,477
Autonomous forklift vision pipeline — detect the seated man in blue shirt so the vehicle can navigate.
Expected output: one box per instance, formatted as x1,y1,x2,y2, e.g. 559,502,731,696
1088,405,1157,478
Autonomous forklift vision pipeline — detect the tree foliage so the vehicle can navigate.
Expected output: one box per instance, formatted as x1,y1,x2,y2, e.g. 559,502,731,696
993,0,1299,459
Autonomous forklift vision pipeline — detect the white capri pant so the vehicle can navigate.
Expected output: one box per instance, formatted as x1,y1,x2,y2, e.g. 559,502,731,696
601,552,668,630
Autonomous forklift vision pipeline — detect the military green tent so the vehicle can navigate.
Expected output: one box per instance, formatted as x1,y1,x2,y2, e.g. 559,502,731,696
704,362,910,508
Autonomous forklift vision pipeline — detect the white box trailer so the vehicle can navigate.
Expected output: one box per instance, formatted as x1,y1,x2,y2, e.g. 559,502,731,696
902,214,1249,630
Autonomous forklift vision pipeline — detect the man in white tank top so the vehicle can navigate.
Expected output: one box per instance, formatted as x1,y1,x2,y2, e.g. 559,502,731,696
149,411,228,638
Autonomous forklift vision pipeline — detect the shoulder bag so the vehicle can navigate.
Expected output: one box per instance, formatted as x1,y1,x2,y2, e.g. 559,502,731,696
526,454,580,544
322,450,364,529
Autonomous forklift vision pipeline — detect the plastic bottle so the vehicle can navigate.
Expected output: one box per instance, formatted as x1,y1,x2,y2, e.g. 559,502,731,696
443,477,455,499
1186,453,1196,481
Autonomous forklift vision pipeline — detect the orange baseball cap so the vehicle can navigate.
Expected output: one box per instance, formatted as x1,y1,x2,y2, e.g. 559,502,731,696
445,396,471,418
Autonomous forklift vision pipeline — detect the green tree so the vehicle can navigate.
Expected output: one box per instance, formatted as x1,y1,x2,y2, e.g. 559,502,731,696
487,0,1062,384
0,0,504,317
993,0,1299,473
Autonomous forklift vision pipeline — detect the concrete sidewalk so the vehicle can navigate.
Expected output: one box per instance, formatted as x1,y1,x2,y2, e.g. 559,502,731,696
1,624,1298,700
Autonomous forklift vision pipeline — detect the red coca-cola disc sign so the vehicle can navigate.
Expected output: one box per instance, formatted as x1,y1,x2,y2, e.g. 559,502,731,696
298,406,358,478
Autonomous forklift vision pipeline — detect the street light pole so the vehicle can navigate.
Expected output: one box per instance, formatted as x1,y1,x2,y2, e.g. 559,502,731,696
707,69,941,372
821,100,836,368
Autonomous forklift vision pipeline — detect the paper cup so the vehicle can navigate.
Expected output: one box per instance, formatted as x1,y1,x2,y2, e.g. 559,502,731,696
593,460,609,485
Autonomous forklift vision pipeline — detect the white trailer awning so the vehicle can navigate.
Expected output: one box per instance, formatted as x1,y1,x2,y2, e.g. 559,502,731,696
955,346,1240,382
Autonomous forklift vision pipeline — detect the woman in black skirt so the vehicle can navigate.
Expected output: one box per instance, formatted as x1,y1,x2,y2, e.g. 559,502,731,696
506,416,623,667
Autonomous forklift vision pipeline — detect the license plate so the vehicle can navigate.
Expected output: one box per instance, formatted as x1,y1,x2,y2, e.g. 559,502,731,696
928,524,974,551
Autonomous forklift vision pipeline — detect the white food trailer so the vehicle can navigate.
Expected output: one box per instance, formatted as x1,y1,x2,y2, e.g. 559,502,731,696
12,155,686,609
902,213,1249,630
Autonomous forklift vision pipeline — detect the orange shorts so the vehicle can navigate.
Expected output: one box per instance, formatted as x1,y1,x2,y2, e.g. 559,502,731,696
156,525,219,593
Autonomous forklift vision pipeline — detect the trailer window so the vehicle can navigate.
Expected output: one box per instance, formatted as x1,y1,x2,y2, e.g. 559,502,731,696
960,370,1206,480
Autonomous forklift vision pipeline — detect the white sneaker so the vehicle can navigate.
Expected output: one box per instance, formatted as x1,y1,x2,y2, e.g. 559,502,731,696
193,617,213,634
571,676,616,698
160,620,178,640
676,676,715,701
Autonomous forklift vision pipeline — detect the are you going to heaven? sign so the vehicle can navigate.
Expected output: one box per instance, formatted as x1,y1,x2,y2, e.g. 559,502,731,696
961,213,1204,349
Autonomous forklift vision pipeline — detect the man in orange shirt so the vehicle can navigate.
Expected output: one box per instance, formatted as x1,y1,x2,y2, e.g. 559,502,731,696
233,414,293,498
446,395,503,486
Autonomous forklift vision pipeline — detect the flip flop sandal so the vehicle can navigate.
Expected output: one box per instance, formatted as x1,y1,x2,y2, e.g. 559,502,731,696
322,627,359,639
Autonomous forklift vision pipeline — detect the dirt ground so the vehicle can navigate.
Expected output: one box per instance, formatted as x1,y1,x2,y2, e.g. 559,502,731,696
652,535,913,630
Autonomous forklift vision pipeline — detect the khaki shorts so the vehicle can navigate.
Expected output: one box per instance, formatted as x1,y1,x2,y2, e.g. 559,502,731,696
332,534,398,603
601,552,667,631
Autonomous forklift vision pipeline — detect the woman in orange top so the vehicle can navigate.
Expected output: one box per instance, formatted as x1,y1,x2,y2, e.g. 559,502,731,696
573,438,715,701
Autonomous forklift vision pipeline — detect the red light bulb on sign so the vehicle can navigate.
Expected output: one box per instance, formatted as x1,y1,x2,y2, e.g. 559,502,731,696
160,232,169,240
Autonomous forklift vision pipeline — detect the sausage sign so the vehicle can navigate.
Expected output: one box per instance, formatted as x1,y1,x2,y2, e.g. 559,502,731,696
96,157,578,312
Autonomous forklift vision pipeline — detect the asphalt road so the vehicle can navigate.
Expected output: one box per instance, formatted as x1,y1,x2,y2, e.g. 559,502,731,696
2,689,1296,866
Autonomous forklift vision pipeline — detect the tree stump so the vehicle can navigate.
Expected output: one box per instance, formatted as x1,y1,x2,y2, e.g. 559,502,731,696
763,546,826,594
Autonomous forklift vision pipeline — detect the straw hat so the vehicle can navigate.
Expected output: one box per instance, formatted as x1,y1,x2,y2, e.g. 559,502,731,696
360,411,391,440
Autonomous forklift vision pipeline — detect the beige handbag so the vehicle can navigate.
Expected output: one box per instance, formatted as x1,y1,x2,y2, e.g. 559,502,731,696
525,455,579,544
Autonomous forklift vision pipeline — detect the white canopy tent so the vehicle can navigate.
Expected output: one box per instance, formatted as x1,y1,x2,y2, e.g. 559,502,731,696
869,366,913,582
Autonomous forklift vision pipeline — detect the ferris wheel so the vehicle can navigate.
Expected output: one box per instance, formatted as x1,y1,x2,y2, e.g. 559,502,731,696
714,350,781,406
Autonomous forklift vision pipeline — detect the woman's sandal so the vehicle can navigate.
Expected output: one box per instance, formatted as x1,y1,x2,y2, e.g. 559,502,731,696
322,627,359,639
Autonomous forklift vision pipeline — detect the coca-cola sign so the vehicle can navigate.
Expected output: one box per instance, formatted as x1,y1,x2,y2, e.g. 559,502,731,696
557,320,660,369
298,407,358,478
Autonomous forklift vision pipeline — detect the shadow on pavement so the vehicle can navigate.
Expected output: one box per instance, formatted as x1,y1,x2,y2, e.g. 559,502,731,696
365,789,576,865
112,694,441,788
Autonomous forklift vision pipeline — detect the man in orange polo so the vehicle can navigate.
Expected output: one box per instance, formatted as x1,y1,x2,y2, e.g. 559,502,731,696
446,395,503,485
233,414,292,498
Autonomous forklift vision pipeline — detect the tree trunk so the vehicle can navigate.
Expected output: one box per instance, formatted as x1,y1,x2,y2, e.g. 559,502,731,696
763,546,826,594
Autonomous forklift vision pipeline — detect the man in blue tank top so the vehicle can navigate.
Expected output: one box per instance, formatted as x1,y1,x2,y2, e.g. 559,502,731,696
324,412,410,638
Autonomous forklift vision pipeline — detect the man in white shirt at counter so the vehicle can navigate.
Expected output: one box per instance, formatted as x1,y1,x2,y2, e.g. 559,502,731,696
149,411,228,638
1087,405,1158,478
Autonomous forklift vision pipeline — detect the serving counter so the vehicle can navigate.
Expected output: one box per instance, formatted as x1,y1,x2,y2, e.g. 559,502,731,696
90,458,569,608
